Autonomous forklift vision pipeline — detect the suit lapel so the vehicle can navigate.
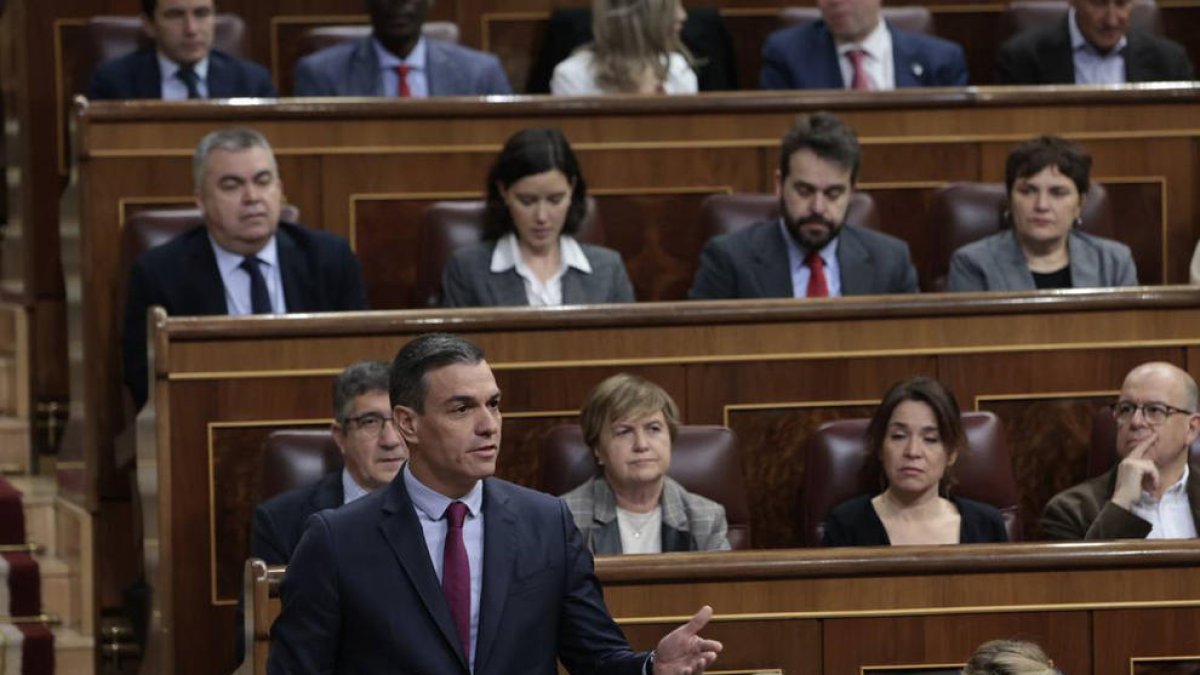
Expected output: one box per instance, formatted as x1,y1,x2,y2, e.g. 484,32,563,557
561,268,589,305
997,231,1037,290
309,471,344,512
1186,463,1200,527
589,478,622,555
426,40,460,96
1123,32,1151,82
474,481,518,674
1046,20,1078,83
184,230,233,314
378,476,469,671
207,52,228,98
275,225,314,312
812,23,846,88
490,270,528,305
890,27,922,87
351,38,386,96
751,223,797,297
837,227,876,295
135,48,163,99
1066,232,1102,288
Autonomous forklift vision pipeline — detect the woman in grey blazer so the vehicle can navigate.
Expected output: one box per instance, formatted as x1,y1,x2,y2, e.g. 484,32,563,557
560,374,731,555
441,128,636,307
948,136,1137,292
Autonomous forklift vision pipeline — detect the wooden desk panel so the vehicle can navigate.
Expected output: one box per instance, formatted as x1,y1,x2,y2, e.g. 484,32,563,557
141,289,1200,675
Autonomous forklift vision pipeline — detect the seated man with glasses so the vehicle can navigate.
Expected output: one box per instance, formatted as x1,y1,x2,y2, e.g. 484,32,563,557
252,360,408,564
1042,362,1200,540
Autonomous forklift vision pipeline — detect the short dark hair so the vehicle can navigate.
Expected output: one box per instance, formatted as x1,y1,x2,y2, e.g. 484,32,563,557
778,112,861,184
389,333,485,413
1005,135,1091,196
483,128,588,240
864,376,966,495
142,0,157,16
332,361,391,424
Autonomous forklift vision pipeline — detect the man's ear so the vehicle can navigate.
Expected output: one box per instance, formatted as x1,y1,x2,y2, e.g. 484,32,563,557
331,421,348,457
773,169,783,198
1187,413,1200,446
140,13,158,41
394,405,419,445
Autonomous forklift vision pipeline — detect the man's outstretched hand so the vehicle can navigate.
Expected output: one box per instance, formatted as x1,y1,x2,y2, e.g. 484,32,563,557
652,605,723,675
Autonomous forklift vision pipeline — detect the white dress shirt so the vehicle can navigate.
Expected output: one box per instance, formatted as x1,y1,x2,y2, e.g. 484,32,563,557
1068,8,1127,84
341,468,370,504
489,233,593,306
1132,464,1198,539
835,20,895,90
157,52,210,100
208,234,287,314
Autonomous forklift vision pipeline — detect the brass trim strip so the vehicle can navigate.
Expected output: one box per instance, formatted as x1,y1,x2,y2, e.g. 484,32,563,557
5,614,60,625
723,400,878,429
207,418,329,605
165,339,1200,382
0,544,41,554
613,598,1200,624
975,389,1119,409
503,410,577,420
863,664,963,674
116,196,196,233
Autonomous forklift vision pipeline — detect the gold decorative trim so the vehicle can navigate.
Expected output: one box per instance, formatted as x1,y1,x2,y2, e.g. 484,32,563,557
206,418,329,606
613,598,1200,624
503,410,577,420
165,338,1200,382
1131,655,1200,675
723,399,878,428
974,389,1119,410
863,664,963,674
116,196,196,233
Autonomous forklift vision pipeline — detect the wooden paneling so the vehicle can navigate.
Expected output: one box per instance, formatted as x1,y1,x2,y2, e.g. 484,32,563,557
1094,608,1200,675
141,289,1200,675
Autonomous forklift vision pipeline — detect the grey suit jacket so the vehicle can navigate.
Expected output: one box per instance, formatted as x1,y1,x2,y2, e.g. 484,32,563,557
440,240,635,307
995,18,1194,84
560,476,731,554
293,36,512,96
688,220,918,299
1041,464,1200,540
947,229,1137,292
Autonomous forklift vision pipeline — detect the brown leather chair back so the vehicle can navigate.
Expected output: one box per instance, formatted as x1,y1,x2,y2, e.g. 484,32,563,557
698,191,880,239
257,429,343,503
414,197,604,307
1087,407,1200,478
1004,0,1161,37
928,181,1112,291
801,411,1019,546
781,6,936,35
538,424,752,549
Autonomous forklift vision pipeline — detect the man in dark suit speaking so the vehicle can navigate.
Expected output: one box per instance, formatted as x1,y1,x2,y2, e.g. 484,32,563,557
122,127,367,408
87,0,277,100
689,112,918,300
268,333,723,675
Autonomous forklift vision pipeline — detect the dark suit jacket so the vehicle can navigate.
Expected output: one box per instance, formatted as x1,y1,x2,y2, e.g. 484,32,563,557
688,220,919,299
293,36,511,96
760,20,968,90
440,240,636,307
123,222,368,408
1041,463,1200,540
267,473,647,675
995,18,1194,84
822,494,1009,546
252,471,344,566
87,46,277,100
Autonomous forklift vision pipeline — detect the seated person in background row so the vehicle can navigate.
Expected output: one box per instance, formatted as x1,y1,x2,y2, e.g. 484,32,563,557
1041,362,1200,540
268,333,722,674
252,361,406,565
551,0,697,95
822,376,1008,546
441,128,636,307
561,373,731,555
962,639,1058,675
947,136,1136,292
293,0,511,96
760,0,967,90
88,0,277,100
995,0,1193,84
689,111,918,300
123,127,367,409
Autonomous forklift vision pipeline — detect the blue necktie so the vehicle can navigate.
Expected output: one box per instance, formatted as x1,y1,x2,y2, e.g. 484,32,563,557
239,256,272,314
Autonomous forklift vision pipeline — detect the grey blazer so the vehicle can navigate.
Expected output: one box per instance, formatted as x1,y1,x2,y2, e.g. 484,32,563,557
560,476,731,555
293,36,512,96
688,220,919,299
947,229,1137,292
441,240,635,307
1041,464,1200,540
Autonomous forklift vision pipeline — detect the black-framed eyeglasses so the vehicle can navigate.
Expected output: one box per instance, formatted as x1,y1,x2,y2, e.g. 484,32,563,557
1111,401,1195,426
344,413,397,436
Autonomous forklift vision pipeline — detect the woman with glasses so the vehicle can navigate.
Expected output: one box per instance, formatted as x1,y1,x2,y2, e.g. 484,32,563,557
821,376,1008,546
1041,361,1200,540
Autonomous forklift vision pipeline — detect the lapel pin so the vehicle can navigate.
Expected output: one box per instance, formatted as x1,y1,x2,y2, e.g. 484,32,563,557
911,62,924,78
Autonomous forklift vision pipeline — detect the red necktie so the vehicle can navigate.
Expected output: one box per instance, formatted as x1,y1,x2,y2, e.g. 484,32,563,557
848,49,871,90
442,501,470,658
396,63,411,98
806,250,829,298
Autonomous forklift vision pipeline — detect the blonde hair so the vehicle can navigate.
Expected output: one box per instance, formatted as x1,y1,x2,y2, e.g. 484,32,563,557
579,374,680,454
589,0,693,93
962,640,1057,675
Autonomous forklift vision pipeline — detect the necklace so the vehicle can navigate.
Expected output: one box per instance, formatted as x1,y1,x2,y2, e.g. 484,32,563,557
619,506,659,539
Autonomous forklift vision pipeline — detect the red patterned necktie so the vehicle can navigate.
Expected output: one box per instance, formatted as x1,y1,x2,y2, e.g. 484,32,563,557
442,501,470,657
396,63,411,98
848,49,871,90
806,249,829,298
